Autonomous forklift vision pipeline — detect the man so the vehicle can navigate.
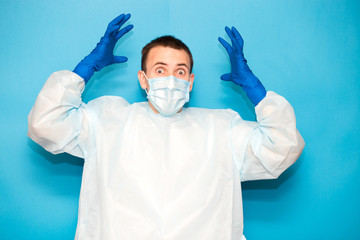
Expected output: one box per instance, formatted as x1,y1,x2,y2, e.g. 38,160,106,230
28,13,304,240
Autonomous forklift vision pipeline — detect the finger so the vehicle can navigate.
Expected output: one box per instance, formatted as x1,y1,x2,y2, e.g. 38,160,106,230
231,26,244,48
218,37,232,56
108,14,125,27
107,24,122,36
225,26,234,39
226,26,241,52
115,13,131,29
224,26,235,46
106,14,131,36
231,26,243,41
113,55,128,63
116,24,134,40
220,73,232,81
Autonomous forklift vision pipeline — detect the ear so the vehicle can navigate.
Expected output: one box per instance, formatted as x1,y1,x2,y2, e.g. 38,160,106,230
138,70,149,90
189,73,195,92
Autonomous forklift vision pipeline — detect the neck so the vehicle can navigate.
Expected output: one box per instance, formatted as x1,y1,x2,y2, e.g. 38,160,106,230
148,101,159,114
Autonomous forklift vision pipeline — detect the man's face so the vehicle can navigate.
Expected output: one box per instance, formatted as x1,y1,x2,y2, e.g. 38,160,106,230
138,46,194,92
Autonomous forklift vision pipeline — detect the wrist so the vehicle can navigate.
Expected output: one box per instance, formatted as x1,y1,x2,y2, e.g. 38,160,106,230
73,60,95,83
242,79,266,106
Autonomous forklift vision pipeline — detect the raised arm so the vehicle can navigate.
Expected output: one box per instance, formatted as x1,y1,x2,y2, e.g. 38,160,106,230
219,26,304,181
28,14,133,158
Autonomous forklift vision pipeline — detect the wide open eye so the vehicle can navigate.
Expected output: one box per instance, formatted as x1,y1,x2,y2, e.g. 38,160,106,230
156,68,164,74
177,69,185,75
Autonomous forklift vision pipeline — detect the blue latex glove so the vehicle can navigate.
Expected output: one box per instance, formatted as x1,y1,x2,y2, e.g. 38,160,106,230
73,14,134,83
218,26,266,106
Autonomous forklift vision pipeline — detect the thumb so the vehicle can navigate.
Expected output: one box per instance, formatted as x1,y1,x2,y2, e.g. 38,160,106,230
113,55,128,63
220,73,232,81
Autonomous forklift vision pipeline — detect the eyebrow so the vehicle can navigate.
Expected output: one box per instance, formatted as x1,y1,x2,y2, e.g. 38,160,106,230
177,63,189,70
153,62,168,67
153,62,189,70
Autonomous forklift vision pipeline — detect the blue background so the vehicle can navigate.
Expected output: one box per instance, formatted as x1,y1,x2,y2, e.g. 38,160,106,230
1,0,359,239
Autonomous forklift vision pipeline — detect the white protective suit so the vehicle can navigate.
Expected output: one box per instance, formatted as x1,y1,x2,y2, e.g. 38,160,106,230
28,71,304,240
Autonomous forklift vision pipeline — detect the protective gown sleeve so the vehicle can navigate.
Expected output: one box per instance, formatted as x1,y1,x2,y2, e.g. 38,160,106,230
231,91,305,181
28,70,94,158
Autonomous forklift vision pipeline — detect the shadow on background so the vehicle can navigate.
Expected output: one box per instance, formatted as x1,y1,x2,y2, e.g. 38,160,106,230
242,152,305,191
26,139,83,198
27,139,84,166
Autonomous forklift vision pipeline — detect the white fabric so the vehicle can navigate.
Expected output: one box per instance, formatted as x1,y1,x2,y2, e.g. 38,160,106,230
147,75,190,116
28,71,304,240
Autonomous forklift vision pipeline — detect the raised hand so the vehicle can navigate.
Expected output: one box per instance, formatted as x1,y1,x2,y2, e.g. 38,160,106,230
218,26,266,105
73,13,134,83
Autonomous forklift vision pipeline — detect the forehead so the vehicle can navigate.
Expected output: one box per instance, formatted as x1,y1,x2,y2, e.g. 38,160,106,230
146,46,190,68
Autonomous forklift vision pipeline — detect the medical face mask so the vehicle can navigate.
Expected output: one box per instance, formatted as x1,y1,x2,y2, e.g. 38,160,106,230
143,73,191,117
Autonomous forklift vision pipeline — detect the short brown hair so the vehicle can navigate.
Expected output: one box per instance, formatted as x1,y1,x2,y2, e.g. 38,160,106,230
141,36,194,73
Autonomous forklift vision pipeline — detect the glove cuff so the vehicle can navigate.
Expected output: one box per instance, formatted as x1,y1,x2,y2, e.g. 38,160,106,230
73,59,96,83
242,76,267,106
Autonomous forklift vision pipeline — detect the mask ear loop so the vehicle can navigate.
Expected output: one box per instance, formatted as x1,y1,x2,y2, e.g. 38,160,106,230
142,71,149,94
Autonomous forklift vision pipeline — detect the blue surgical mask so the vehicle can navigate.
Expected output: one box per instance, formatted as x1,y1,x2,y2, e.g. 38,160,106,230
143,73,191,117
